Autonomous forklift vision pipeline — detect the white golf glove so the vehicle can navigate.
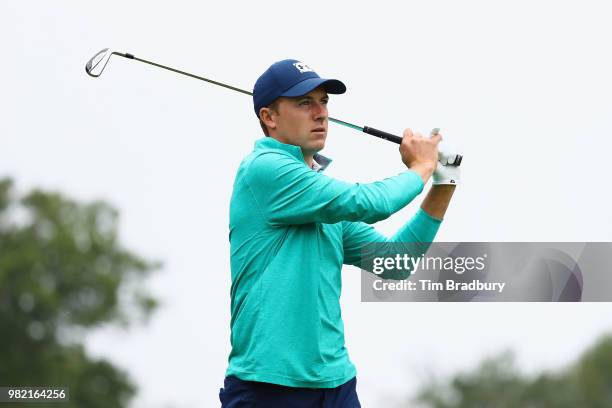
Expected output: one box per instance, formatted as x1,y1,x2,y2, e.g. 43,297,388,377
431,129,461,185
433,161,461,185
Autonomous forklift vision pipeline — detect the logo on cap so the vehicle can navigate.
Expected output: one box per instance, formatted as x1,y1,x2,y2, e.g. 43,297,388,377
293,62,313,73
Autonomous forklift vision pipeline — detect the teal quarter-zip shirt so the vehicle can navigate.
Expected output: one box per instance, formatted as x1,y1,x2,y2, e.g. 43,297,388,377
226,137,442,388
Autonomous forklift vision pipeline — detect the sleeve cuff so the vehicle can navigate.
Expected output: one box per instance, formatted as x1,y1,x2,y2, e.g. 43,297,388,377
406,208,443,242
417,207,443,223
403,169,425,193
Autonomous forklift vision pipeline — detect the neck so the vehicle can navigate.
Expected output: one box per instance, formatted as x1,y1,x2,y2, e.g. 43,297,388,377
302,151,315,168
267,135,316,167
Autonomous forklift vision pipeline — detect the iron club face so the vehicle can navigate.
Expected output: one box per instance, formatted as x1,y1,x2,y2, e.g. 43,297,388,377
85,48,117,77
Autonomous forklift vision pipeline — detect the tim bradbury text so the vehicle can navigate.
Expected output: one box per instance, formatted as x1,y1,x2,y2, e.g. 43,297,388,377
373,279,506,293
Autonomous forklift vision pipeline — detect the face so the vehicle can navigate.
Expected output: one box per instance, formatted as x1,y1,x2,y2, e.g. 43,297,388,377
261,87,329,155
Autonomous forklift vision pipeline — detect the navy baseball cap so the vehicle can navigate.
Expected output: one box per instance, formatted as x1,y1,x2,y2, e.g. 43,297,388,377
253,59,346,117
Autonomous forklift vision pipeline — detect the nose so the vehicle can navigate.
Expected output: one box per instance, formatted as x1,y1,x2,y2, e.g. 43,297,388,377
313,101,327,121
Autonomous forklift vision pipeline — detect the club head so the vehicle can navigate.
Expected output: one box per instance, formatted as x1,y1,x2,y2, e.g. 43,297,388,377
85,48,114,77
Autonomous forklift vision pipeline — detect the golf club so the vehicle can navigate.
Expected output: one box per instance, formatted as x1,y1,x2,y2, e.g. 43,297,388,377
85,48,462,166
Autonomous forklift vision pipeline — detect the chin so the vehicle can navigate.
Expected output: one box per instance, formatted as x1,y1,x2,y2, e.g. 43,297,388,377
312,134,327,146
310,140,326,152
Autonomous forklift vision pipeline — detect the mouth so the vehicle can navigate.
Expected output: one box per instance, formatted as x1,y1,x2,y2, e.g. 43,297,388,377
311,127,326,134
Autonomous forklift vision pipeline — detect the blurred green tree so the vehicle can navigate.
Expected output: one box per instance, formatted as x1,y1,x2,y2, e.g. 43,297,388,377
0,178,159,408
413,335,612,408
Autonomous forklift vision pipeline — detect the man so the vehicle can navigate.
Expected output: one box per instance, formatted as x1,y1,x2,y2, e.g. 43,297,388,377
220,59,458,407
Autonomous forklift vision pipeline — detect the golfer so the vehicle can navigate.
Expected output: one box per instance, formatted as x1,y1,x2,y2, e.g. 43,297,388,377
220,59,458,407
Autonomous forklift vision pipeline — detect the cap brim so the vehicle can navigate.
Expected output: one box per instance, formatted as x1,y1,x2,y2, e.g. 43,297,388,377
280,77,346,98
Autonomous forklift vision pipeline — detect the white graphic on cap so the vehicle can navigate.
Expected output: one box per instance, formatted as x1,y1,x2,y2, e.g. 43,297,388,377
293,62,313,73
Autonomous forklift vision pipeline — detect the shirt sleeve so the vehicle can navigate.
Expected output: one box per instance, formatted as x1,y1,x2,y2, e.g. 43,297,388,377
341,208,442,279
245,151,425,225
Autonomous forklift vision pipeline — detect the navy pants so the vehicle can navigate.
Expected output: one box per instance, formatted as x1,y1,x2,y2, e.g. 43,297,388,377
219,376,361,407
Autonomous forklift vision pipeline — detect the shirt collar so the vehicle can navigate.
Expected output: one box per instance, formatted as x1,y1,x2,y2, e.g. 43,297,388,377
254,137,333,172
311,153,332,172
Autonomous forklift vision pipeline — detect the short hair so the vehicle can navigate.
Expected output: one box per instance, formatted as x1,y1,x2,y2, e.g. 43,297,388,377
259,99,281,136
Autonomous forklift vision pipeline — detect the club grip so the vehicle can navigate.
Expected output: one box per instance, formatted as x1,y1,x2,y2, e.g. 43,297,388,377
362,126,403,144
364,125,463,166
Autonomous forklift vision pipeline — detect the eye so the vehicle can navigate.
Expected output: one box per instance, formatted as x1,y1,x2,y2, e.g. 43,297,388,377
322,99,329,105
299,100,311,106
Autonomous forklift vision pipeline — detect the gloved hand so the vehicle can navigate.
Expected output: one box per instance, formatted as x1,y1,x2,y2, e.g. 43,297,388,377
438,142,461,166
433,161,460,185
431,129,461,185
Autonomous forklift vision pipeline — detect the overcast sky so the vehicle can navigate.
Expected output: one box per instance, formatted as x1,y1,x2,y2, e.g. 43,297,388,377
2,1,612,406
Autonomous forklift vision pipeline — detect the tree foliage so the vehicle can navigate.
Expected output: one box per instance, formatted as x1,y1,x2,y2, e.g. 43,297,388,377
414,335,612,408
0,178,159,407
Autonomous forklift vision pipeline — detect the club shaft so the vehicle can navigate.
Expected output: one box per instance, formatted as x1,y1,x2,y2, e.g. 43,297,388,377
95,50,462,165
116,52,404,144
124,53,252,96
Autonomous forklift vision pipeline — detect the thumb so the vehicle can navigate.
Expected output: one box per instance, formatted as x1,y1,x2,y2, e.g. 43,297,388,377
430,132,442,145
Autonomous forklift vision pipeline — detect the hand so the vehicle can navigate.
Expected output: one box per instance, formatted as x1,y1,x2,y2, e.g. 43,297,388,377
400,128,440,183
431,131,461,185
433,161,461,185
438,142,461,166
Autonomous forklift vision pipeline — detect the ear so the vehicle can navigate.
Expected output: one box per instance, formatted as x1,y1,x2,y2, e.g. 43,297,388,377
259,107,278,131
